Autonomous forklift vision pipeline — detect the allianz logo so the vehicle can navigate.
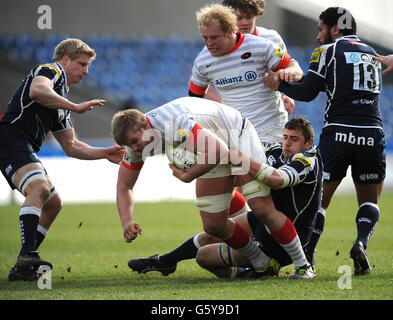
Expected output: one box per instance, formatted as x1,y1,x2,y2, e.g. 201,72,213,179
215,71,257,86
335,131,374,146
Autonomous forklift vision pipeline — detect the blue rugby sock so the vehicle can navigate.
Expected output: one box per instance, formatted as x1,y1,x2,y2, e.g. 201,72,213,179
159,234,202,265
19,206,41,256
304,207,326,265
355,202,379,249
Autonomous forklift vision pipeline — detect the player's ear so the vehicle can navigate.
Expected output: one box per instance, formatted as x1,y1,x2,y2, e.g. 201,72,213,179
332,24,341,37
140,120,150,129
305,137,314,149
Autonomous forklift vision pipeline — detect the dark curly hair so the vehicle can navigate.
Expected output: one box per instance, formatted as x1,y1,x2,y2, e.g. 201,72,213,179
319,7,357,36
222,0,265,16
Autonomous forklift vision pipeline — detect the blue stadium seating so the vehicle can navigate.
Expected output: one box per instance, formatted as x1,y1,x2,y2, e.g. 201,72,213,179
0,34,392,150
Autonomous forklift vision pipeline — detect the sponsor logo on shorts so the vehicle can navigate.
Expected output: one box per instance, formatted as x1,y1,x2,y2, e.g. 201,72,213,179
335,131,374,146
359,173,379,182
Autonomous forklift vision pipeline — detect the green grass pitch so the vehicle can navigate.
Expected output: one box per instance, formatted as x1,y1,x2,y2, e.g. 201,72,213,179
0,191,392,300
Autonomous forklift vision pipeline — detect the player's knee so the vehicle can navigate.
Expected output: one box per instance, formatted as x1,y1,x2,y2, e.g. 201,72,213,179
47,193,63,214
203,224,222,238
27,181,51,202
196,247,211,268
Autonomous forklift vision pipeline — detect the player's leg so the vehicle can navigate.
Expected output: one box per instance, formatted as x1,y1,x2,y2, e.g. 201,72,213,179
128,172,246,275
8,162,53,281
239,174,314,278
36,191,62,249
196,175,271,272
349,128,385,276
303,126,349,267
196,211,279,278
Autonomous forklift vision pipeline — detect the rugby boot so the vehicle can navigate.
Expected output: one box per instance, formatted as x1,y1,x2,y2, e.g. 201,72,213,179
236,258,280,279
8,251,52,282
350,241,371,276
290,263,316,279
128,254,177,276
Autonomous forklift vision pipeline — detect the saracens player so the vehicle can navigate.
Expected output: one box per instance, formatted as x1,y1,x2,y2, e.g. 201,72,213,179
205,0,296,116
128,3,305,275
113,96,315,279
190,3,303,224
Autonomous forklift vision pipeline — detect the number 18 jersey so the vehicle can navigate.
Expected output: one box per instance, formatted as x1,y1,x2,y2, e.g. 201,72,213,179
309,35,383,128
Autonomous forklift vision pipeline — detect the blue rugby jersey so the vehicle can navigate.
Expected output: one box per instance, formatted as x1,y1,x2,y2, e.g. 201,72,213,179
266,143,323,240
309,35,382,128
0,62,73,151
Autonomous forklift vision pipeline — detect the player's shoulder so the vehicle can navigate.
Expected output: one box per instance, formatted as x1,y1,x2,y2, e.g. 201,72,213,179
289,146,319,167
336,35,376,54
309,41,335,65
265,142,282,156
255,26,285,47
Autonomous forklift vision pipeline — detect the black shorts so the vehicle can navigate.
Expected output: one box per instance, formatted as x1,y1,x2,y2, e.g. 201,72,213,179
0,125,42,190
318,125,386,184
247,212,293,267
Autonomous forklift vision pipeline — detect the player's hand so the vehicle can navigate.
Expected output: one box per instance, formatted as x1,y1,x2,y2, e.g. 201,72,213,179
169,164,193,183
282,94,295,115
105,145,124,164
264,70,281,91
73,99,106,113
123,221,142,243
275,68,297,83
374,54,393,76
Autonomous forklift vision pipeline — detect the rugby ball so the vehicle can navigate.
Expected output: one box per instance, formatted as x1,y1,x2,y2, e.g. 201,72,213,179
166,145,197,171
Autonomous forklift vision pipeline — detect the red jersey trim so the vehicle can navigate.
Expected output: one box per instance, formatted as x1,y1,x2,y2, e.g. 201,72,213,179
122,160,144,171
145,116,153,128
226,33,245,55
253,26,259,36
191,123,204,139
273,52,291,71
189,80,207,96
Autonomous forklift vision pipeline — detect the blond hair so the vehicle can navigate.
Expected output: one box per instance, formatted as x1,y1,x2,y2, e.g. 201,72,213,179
196,3,238,33
52,38,96,62
111,109,146,146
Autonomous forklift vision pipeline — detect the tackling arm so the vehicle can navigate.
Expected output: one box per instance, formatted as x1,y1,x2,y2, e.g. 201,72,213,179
30,76,107,113
53,129,124,164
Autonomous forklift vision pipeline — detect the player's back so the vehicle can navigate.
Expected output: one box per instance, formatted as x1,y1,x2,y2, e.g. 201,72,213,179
147,97,245,142
318,35,383,127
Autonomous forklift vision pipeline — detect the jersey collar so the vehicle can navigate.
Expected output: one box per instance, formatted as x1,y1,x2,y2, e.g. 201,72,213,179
54,62,69,92
225,32,245,55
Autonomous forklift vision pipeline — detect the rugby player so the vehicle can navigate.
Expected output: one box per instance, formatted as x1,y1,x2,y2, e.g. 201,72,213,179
112,97,315,279
204,0,295,116
196,116,322,278
0,38,124,281
129,116,321,279
264,7,385,275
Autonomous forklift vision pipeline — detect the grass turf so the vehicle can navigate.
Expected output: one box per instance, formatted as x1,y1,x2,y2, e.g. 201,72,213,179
0,192,392,300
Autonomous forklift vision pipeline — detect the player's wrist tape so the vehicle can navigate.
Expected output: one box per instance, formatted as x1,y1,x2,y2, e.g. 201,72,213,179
255,163,275,184
277,167,299,188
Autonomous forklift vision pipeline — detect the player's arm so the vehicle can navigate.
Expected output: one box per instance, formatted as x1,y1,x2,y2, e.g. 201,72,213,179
203,85,221,102
374,53,393,76
170,125,229,183
116,165,142,243
53,129,124,164
229,150,311,189
264,69,324,101
275,58,304,83
29,76,106,113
